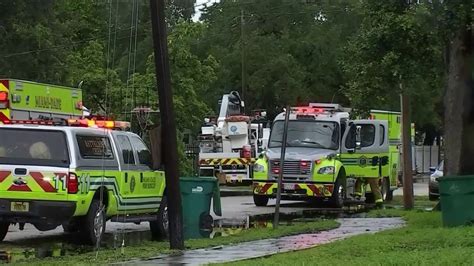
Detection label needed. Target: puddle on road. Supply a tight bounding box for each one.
[0,204,376,263]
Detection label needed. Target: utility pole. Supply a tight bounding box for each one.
[274,106,290,229]
[149,0,184,249]
[400,78,414,209]
[240,8,245,108]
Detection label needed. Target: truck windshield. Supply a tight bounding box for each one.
[269,121,339,150]
[0,128,70,167]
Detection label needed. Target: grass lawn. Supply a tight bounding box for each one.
[227,197,474,265]
[11,219,338,265]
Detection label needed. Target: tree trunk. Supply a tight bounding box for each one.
[444,16,473,176]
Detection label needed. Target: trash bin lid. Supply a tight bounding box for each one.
[438,175,474,182]
[180,176,217,182]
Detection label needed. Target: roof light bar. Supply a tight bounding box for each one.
[3,118,130,130]
[291,107,326,114]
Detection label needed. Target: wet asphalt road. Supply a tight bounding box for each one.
[0,196,312,245]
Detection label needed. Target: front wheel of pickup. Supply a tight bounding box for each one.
[80,199,106,246]
[253,194,269,207]
[150,196,169,240]
[0,223,9,241]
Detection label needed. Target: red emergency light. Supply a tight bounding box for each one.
[292,107,325,114]
[0,91,9,109]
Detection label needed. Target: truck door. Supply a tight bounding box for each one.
[341,120,389,179]
[129,136,164,203]
[115,134,140,209]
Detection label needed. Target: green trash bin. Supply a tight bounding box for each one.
[180,176,222,239]
[439,175,474,227]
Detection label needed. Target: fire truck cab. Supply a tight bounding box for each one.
[252,103,397,207]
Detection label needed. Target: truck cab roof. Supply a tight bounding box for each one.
[0,124,143,171]
[273,110,349,123]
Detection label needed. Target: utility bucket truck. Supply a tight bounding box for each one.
[198,92,269,184]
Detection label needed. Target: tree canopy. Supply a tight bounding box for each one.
[0,0,456,146]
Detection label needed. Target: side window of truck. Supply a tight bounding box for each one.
[358,125,375,148]
[76,135,114,159]
[380,124,385,146]
[130,136,153,169]
[117,135,135,165]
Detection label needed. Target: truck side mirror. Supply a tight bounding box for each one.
[345,124,357,152]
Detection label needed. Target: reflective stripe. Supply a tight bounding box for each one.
[375,199,383,203]
[89,177,162,211]
[199,158,256,166]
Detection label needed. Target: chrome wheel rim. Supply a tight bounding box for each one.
[93,209,104,239]
[337,184,344,205]
[162,206,169,233]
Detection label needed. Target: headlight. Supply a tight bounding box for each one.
[254,163,265,172]
[318,166,335,175]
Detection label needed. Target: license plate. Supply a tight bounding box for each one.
[283,183,296,190]
[11,202,29,212]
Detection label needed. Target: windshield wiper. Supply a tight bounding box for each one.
[300,140,324,147]
[270,140,292,147]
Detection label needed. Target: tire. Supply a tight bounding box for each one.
[253,194,269,207]
[150,196,169,240]
[0,223,9,241]
[80,199,106,246]
[329,173,345,208]
[386,189,394,202]
[381,177,392,202]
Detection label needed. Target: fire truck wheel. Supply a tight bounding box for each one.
[0,223,9,241]
[382,177,393,202]
[253,194,269,207]
[150,196,169,240]
[329,176,345,208]
[80,199,106,246]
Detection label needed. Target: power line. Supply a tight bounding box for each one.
[0,26,147,58]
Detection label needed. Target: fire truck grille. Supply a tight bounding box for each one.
[270,160,311,179]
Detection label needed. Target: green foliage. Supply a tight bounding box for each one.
[228,201,474,266]
[0,0,456,157]
[198,0,362,117]
[341,1,444,126]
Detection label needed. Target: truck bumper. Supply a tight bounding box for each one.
[252,181,334,198]
[0,199,76,224]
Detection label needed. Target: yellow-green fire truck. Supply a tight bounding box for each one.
[0,118,167,245]
[0,79,83,124]
[252,103,402,207]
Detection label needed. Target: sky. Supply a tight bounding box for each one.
[192,0,220,21]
